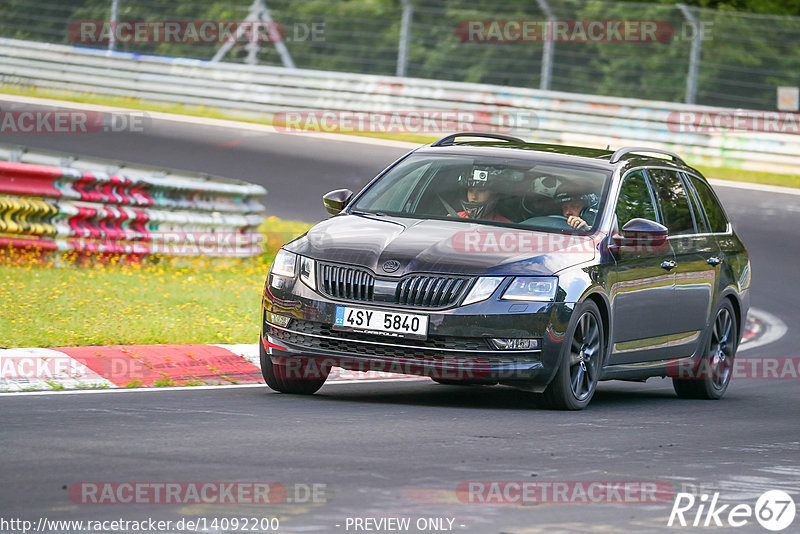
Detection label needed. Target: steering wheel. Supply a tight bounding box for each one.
[521,215,573,231]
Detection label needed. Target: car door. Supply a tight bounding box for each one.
[607,169,677,365]
[647,168,718,358]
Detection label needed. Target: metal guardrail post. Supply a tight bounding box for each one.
[677,3,702,105]
[535,0,555,91]
[107,0,120,53]
[396,0,413,77]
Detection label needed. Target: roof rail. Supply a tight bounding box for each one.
[431,132,525,147]
[609,147,685,165]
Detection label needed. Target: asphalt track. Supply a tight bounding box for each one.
[1,99,799,533]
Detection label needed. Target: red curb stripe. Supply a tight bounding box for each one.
[56,345,263,387]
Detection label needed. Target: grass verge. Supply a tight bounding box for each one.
[0,217,312,348]
[4,85,798,188]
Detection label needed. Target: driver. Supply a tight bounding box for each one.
[456,168,510,222]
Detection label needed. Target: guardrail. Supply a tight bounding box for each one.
[0,143,266,258]
[0,37,798,175]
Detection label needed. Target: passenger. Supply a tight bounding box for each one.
[522,175,563,217]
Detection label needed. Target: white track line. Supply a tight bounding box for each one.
[739,307,788,352]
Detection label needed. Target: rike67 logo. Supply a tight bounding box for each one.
[668,489,796,531]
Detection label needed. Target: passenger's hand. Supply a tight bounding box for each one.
[567,216,590,230]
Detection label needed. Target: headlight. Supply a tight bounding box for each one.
[462,277,504,306]
[299,256,316,289]
[271,249,297,278]
[501,277,558,302]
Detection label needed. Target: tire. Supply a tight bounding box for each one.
[542,301,604,410]
[673,300,737,400]
[259,336,329,395]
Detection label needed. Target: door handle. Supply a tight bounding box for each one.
[661,259,677,271]
[707,256,722,266]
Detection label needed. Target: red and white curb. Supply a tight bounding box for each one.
[0,343,422,393]
[0,308,782,392]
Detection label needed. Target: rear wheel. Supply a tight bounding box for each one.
[673,300,737,400]
[259,337,329,394]
[542,301,604,410]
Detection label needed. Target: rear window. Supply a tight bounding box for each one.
[646,168,696,235]
[689,175,729,233]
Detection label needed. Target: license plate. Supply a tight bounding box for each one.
[333,306,428,340]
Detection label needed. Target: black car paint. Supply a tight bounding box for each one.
[261,142,750,391]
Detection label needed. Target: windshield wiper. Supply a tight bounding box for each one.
[350,209,387,217]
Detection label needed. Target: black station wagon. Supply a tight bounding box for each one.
[260,133,750,409]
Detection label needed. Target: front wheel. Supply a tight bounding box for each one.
[259,336,329,394]
[673,300,737,400]
[541,301,604,410]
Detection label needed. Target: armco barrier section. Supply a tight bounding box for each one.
[0,144,266,257]
[1,38,798,174]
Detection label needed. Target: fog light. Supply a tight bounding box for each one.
[265,311,291,327]
[489,338,540,350]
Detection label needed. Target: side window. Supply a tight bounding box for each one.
[615,170,657,227]
[689,176,729,233]
[647,169,696,235]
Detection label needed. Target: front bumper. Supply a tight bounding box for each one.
[262,274,575,389]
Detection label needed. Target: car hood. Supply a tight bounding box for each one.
[286,214,596,277]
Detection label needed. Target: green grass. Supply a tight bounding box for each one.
[0,217,312,348]
[2,85,798,189]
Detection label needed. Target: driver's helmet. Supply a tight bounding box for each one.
[457,166,500,218]
[554,191,599,206]
[555,189,600,223]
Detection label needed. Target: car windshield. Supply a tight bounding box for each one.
[351,154,612,234]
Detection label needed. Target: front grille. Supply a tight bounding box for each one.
[289,319,489,352]
[395,275,469,307]
[267,323,535,365]
[317,261,471,309]
[319,263,374,301]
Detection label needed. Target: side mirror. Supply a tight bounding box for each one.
[323,189,353,215]
[610,218,669,254]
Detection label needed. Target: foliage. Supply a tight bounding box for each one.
[0,1,797,109]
